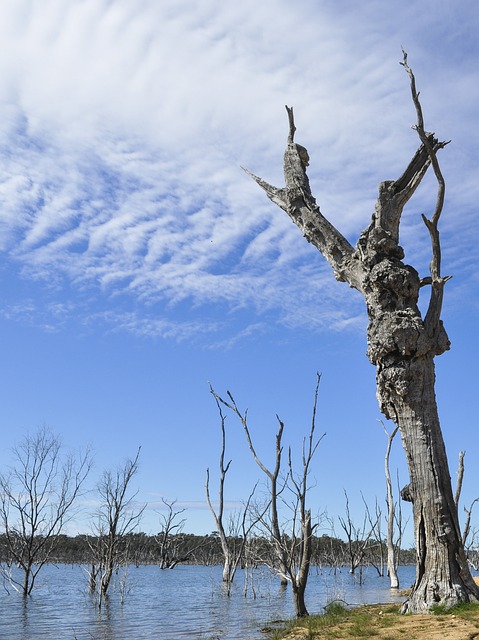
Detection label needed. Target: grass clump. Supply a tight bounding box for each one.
[266,601,350,639]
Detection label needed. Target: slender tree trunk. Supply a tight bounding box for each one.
[222,550,233,583]
[292,583,308,618]
[291,509,312,617]
[89,563,98,592]
[384,424,399,589]
[205,394,235,586]
[23,566,30,597]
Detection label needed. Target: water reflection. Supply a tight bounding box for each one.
[0,564,418,640]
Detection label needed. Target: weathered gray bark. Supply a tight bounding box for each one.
[248,55,479,613]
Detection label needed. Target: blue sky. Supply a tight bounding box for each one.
[0,0,478,544]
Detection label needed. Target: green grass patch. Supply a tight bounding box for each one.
[430,599,479,621]
[266,601,351,639]
[267,603,404,639]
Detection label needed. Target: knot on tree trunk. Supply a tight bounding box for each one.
[367,309,425,364]
[356,225,405,266]
[401,484,414,503]
[375,363,410,419]
[365,259,420,310]
[428,319,451,357]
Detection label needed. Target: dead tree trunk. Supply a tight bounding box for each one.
[247,53,479,613]
[212,375,324,617]
[206,388,260,587]
[210,388,289,586]
[205,393,234,584]
[382,422,400,589]
[291,509,313,618]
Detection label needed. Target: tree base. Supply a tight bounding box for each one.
[401,580,479,614]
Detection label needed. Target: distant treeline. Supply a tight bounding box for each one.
[0,531,416,569]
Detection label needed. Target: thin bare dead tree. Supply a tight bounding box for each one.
[154,500,212,568]
[246,51,478,612]
[214,373,324,617]
[284,376,325,617]
[0,426,91,596]
[338,491,380,582]
[453,451,479,551]
[205,390,234,584]
[380,421,400,588]
[206,390,259,587]
[210,387,289,586]
[88,447,145,607]
[364,497,386,578]
[156,498,187,569]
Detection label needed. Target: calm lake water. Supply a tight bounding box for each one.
[0,564,417,640]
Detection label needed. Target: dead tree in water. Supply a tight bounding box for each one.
[205,390,258,588]
[0,427,91,596]
[338,491,380,581]
[381,421,400,588]
[211,388,289,588]
[246,52,479,612]
[213,373,324,617]
[156,499,186,569]
[88,448,144,607]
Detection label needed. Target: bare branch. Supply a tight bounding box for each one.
[463,498,479,547]
[401,49,452,343]
[455,451,465,508]
[246,108,366,291]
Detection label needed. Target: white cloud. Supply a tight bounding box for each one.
[0,0,478,339]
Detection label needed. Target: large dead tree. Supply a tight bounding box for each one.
[247,52,479,613]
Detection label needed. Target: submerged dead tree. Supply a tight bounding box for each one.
[0,427,91,596]
[210,388,289,587]
[206,389,260,587]
[212,373,324,617]
[246,53,479,613]
[88,448,144,608]
[382,422,400,589]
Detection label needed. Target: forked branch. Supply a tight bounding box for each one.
[245,107,365,291]
[401,50,452,340]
